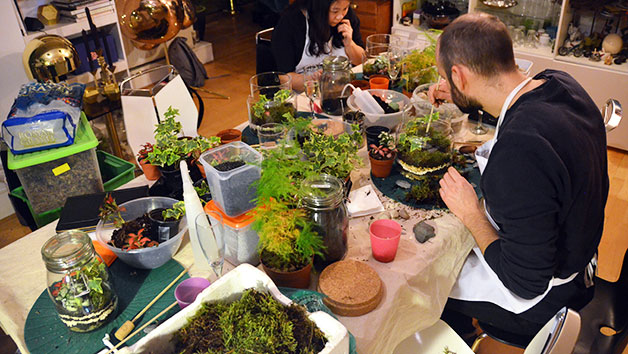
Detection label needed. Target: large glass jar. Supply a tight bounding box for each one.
[41,230,118,332]
[301,174,348,270]
[247,72,297,132]
[320,56,352,116]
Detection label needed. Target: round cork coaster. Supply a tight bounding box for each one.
[317,260,383,317]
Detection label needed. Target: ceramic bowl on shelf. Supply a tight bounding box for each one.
[94,196,187,269]
[346,89,412,130]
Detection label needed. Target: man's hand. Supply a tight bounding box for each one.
[428,78,452,108]
[338,19,353,44]
[439,167,499,252]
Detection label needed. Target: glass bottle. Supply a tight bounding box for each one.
[320,56,352,116]
[301,174,349,270]
[41,230,118,332]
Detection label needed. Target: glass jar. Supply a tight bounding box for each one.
[320,56,352,116]
[41,230,118,332]
[301,174,348,270]
[247,72,297,132]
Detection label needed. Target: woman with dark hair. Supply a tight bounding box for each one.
[271,0,365,91]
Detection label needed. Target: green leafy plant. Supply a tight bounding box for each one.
[400,31,440,92]
[363,54,389,77]
[50,258,110,312]
[301,122,363,179]
[253,199,325,271]
[162,201,186,221]
[98,193,126,229]
[194,180,210,197]
[144,106,220,168]
[251,89,296,126]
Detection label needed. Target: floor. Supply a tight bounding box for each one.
[1,3,627,353]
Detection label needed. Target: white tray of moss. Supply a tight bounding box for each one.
[118,264,349,354]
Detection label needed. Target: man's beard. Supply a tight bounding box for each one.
[450,80,482,114]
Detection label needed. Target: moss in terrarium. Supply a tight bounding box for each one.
[404,175,444,207]
[252,90,297,126]
[398,116,453,168]
[173,289,327,354]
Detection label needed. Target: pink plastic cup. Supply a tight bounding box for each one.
[175,277,211,309]
[369,219,402,263]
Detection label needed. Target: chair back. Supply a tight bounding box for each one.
[524,307,581,354]
[256,28,276,74]
[603,99,622,132]
[120,65,198,159]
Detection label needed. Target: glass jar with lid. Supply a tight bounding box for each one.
[301,174,348,270]
[41,230,118,332]
[320,56,352,116]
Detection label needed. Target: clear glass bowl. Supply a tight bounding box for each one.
[347,89,412,130]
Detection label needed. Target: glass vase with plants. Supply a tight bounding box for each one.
[400,33,439,93]
[247,89,297,131]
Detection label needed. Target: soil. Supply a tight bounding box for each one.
[213,159,245,171]
[372,95,400,114]
[109,214,156,248]
[321,97,349,116]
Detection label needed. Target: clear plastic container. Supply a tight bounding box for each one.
[95,197,187,269]
[346,89,412,129]
[204,200,259,266]
[7,115,103,214]
[199,141,262,217]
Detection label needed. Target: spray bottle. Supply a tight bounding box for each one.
[180,161,219,271]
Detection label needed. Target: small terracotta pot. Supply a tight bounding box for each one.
[261,259,312,289]
[139,159,161,181]
[369,75,390,90]
[196,160,206,179]
[369,154,396,178]
[217,129,242,145]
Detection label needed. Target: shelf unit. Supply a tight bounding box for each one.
[391,0,628,151]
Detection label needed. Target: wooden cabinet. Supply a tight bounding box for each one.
[352,0,392,45]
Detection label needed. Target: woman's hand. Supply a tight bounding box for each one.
[337,19,353,44]
[428,78,452,108]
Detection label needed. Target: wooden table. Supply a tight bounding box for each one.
[0,120,489,354]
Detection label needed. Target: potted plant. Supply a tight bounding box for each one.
[369,131,397,178]
[247,89,297,131]
[190,136,221,179]
[137,142,161,181]
[253,198,325,288]
[147,201,186,243]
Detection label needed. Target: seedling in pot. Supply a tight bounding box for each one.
[369,131,397,161]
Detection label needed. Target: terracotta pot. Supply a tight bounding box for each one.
[216,129,242,145]
[139,159,161,181]
[261,259,312,289]
[370,154,396,178]
[196,160,206,179]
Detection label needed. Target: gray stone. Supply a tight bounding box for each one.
[396,180,411,189]
[413,221,436,243]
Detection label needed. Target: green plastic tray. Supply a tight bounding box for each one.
[9,151,136,229]
[7,112,98,170]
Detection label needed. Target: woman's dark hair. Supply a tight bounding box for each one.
[438,13,517,83]
[296,0,345,56]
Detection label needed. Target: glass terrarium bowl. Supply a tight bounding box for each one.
[346,89,412,130]
[363,34,391,79]
[412,83,465,135]
[397,117,454,177]
[247,72,297,132]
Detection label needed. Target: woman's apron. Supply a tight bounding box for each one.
[449,77,586,314]
[294,13,346,74]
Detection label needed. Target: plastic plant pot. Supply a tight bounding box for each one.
[369,76,390,90]
[174,277,211,309]
[369,219,402,263]
[365,126,390,147]
[147,208,182,243]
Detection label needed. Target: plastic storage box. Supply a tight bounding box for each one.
[199,141,262,217]
[204,200,259,266]
[8,150,136,229]
[7,114,103,214]
[120,264,350,354]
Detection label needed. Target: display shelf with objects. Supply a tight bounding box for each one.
[390,0,628,151]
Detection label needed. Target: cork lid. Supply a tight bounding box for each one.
[317,260,383,317]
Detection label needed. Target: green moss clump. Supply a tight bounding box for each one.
[404,175,444,207]
[173,289,327,354]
